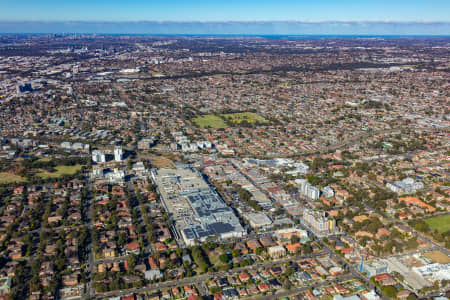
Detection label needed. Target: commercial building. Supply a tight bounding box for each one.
[152,166,246,246]
[413,263,450,281]
[137,138,154,150]
[105,168,126,183]
[361,260,388,278]
[361,290,381,300]
[302,209,336,236]
[334,295,361,300]
[274,227,309,244]
[385,257,431,291]
[246,213,272,229]
[386,177,424,194]
[251,191,272,208]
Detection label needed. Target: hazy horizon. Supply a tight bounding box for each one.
[2,0,449,35]
[1,21,450,35]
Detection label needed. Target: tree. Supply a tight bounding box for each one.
[231,249,241,258]
[56,257,66,272]
[407,293,418,300]
[367,218,382,234]
[302,244,313,254]
[406,238,419,250]
[255,247,263,255]
[220,264,231,271]
[192,246,210,273]
[306,174,321,186]
[382,286,397,298]
[238,187,252,202]
[283,280,293,290]
[219,253,229,263]
[284,266,294,278]
[128,253,136,271]
[210,286,221,294]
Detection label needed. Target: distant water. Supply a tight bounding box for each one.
[3,33,450,39]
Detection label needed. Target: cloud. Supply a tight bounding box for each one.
[0,21,449,35]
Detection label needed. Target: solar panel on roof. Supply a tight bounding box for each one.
[209,222,235,234]
[183,228,196,239]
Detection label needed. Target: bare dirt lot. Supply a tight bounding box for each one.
[424,250,450,264]
[148,154,175,168]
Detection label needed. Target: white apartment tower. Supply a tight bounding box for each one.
[92,150,106,163]
[114,146,123,161]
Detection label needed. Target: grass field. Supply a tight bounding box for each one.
[36,157,52,163]
[207,250,221,265]
[221,112,268,125]
[207,249,229,269]
[424,250,450,264]
[425,214,450,234]
[0,172,27,184]
[193,115,228,129]
[37,164,83,179]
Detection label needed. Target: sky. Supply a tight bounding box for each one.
[1,0,449,22]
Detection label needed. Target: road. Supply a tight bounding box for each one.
[127,181,154,254]
[357,172,450,259]
[293,220,390,300]
[90,127,448,299]
[230,158,275,204]
[94,251,326,298]
[346,187,450,298]
[364,182,450,258]
[230,156,390,300]
[415,211,450,220]
[89,182,155,267]
[397,220,450,257]
[85,185,95,298]
[270,128,401,159]
[248,274,354,300]
[386,246,441,260]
